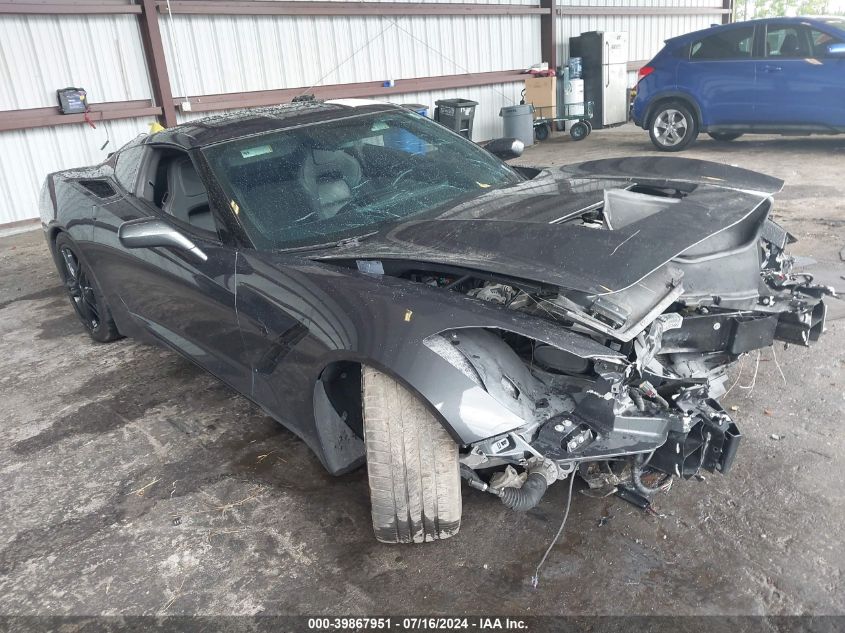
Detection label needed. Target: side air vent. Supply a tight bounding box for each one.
[77,179,117,199]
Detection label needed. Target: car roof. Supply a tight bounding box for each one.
[145,99,402,149]
[665,15,845,46]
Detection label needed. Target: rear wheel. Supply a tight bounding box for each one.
[362,366,462,544]
[648,101,698,151]
[55,233,121,343]
[708,132,743,142]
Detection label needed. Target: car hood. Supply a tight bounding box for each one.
[316,157,781,297]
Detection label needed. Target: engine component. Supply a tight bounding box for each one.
[467,282,517,305]
[489,465,525,489]
[630,454,670,496]
[497,457,560,511]
[534,343,591,374]
[499,472,548,511]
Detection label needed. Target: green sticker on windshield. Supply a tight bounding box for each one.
[240,145,273,159]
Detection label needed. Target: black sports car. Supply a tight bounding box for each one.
[40,99,829,543]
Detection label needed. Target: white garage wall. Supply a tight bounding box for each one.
[0,118,156,225]
[0,13,154,224]
[0,14,152,110]
[159,13,537,107]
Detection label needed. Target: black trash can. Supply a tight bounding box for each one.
[434,98,478,139]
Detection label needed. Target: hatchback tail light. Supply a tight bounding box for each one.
[637,66,655,82]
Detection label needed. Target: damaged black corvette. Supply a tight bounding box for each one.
[40,100,830,543]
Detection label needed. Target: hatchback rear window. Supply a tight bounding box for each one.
[690,26,754,60]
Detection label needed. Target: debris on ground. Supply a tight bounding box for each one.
[770,434,782,441]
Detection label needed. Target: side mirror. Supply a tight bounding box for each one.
[483,137,525,161]
[827,43,845,57]
[118,218,207,262]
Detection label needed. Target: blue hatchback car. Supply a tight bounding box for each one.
[633,17,845,151]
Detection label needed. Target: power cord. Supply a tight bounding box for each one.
[530,470,576,589]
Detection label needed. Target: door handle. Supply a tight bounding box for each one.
[763,64,783,72]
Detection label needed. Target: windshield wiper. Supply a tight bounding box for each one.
[334,234,375,247]
[276,230,379,253]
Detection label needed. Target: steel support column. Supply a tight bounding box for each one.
[138,0,177,127]
[540,0,557,70]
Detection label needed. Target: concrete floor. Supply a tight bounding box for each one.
[1,124,843,616]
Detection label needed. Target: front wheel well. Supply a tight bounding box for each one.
[48,226,64,251]
[318,360,363,439]
[46,227,67,273]
[646,95,702,129]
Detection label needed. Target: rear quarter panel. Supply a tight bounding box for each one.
[633,43,683,127]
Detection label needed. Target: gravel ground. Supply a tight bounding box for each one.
[0,124,843,617]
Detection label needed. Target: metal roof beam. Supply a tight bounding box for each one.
[557,6,732,16]
[156,1,549,16]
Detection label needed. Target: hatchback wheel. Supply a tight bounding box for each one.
[649,101,698,151]
[55,233,121,343]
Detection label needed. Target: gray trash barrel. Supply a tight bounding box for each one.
[499,103,535,147]
[434,98,478,139]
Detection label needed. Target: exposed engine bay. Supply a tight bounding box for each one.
[351,179,832,511]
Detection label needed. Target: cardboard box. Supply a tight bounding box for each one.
[524,76,556,119]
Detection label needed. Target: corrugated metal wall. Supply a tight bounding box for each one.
[159,14,537,97]
[557,1,726,85]
[162,10,537,142]
[0,14,152,110]
[0,13,155,224]
[0,118,154,225]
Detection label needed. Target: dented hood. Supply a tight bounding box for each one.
[317,157,777,297]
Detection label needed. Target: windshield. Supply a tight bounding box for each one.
[202,109,522,250]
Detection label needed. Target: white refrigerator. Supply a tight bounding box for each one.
[569,31,629,128]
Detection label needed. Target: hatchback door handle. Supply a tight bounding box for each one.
[763,64,783,72]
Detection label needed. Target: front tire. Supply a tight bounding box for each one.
[55,233,121,343]
[362,367,462,544]
[648,101,698,151]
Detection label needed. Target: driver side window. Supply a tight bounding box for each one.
[141,148,221,240]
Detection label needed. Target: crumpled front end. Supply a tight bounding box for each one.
[424,193,831,509]
[323,156,832,508]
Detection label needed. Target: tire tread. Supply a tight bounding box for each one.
[362,367,461,544]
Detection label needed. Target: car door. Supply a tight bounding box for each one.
[755,22,845,128]
[678,23,757,126]
[89,143,250,393]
